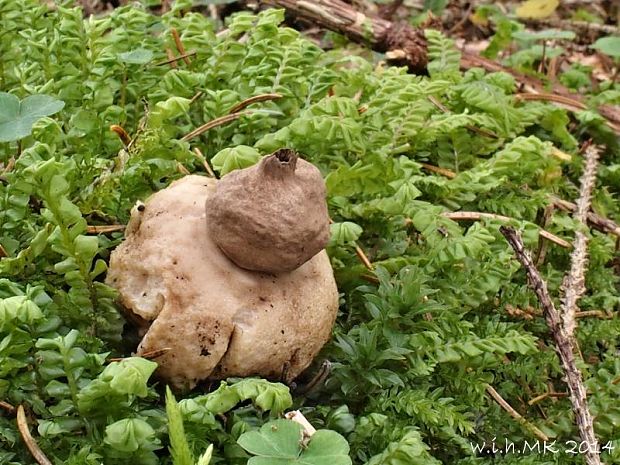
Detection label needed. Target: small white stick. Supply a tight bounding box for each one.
[285,410,317,439]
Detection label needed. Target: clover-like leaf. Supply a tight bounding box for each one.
[0,93,65,142]
[237,419,351,465]
[591,36,620,60]
[118,48,154,64]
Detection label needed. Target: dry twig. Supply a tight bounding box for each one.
[193,147,216,177]
[419,163,456,179]
[354,244,373,270]
[551,196,620,238]
[561,145,601,337]
[520,17,619,39]
[108,348,172,363]
[109,124,131,146]
[164,48,178,68]
[170,28,192,65]
[442,211,571,248]
[575,310,612,319]
[86,225,126,234]
[181,111,251,142]
[500,226,601,465]
[534,205,555,266]
[485,384,549,441]
[227,93,283,114]
[528,391,569,406]
[155,50,197,67]
[16,405,53,465]
[0,400,15,415]
[515,93,586,112]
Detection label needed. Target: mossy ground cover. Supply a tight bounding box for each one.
[0,1,619,464]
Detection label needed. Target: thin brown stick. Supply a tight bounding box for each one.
[500,226,601,465]
[442,211,571,248]
[155,50,197,67]
[575,310,612,319]
[181,111,250,142]
[528,391,569,406]
[86,225,126,234]
[170,28,191,65]
[227,93,283,114]
[0,400,15,415]
[520,17,619,39]
[485,384,549,441]
[193,147,216,177]
[1,156,15,175]
[189,91,204,105]
[177,162,191,175]
[515,93,587,112]
[354,244,373,270]
[16,405,53,465]
[0,243,7,258]
[535,205,555,266]
[551,196,620,237]
[561,145,601,337]
[448,0,474,34]
[505,304,540,320]
[419,163,456,179]
[164,48,178,68]
[293,360,332,395]
[109,124,131,146]
[108,348,172,363]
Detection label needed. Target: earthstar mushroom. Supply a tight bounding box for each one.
[106,151,338,390]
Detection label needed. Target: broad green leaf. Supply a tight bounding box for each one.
[591,36,620,59]
[211,145,261,175]
[107,358,158,397]
[515,0,559,19]
[0,296,43,328]
[0,93,64,142]
[104,418,158,453]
